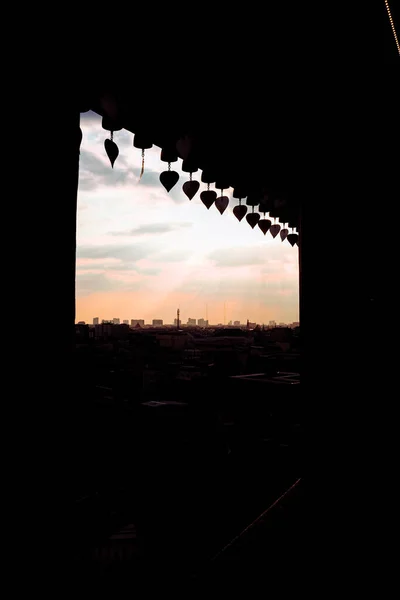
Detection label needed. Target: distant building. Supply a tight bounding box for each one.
[95,322,112,338]
[75,323,89,342]
[123,320,129,325]
[291,321,299,328]
[131,319,145,327]
[156,332,190,349]
[228,320,232,326]
[268,320,276,327]
[152,319,163,326]
[94,322,130,340]
[247,321,256,329]
[279,322,286,327]
[187,318,196,326]
[93,317,99,325]
[197,318,208,327]
[113,318,120,325]
[234,320,240,326]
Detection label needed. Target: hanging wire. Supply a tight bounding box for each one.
[139,149,145,180]
[385,0,400,55]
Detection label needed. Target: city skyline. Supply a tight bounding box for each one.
[88,315,299,327]
[76,112,299,325]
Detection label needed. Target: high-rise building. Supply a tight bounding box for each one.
[187,318,196,325]
[197,318,208,327]
[113,318,120,325]
[131,319,145,327]
[152,319,163,326]
[268,320,276,327]
[123,320,129,325]
[233,320,240,326]
[93,317,99,325]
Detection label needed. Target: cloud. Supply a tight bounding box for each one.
[132,168,160,187]
[111,222,192,236]
[77,243,151,262]
[79,149,133,190]
[76,272,124,296]
[139,267,161,276]
[207,243,297,268]
[172,276,298,307]
[76,270,145,297]
[79,148,171,193]
[113,129,133,148]
[104,263,162,276]
[208,246,265,267]
[77,242,195,274]
[167,184,186,205]
[131,168,186,204]
[80,149,128,173]
[76,244,163,276]
[151,248,193,262]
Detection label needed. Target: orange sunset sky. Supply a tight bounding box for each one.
[76,112,299,326]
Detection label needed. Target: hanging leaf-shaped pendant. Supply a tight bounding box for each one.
[287,233,298,246]
[160,170,179,192]
[246,213,260,229]
[233,205,247,222]
[183,180,200,200]
[200,190,217,209]
[258,219,271,235]
[215,196,229,214]
[270,224,281,238]
[280,228,289,241]
[104,138,119,168]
